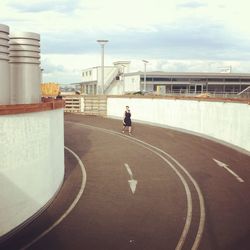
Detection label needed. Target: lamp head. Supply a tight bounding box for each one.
[97,39,109,45]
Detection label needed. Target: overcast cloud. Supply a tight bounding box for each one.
[1,0,250,83]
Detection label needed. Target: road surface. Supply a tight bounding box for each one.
[1,113,250,250]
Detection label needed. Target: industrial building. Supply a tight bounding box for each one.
[77,61,250,97]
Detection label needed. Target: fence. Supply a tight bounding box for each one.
[63,95,107,116]
[64,96,83,113]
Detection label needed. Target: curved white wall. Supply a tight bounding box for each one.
[107,97,250,154]
[0,109,64,237]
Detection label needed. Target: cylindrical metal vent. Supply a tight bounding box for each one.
[10,32,41,104]
[0,24,10,104]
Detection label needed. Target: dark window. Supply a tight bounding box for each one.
[153,77,171,81]
[140,77,153,81]
[241,79,250,82]
[207,78,224,82]
[225,85,240,92]
[175,78,189,82]
[224,78,239,82]
[207,85,224,92]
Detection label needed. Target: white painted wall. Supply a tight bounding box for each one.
[106,80,124,95]
[82,67,97,82]
[0,109,64,237]
[124,75,141,93]
[83,67,117,84]
[107,97,250,153]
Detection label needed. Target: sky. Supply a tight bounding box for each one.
[1,0,250,84]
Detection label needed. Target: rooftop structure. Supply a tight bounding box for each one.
[78,62,250,98]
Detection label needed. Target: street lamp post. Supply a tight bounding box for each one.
[121,64,126,94]
[97,40,109,95]
[142,60,148,92]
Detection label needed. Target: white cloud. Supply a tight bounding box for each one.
[41,53,101,83]
[1,0,250,83]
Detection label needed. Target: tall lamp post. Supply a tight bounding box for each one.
[142,60,148,92]
[97,39,109,95]
[121,64,126,94]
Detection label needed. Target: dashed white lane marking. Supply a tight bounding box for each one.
[65,121,199,250]
[213,158,244,183]
[21,146,87,250]
[124,163,138,194]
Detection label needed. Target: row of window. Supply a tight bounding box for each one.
[82,71,92,77]
[153,84,249,93]
[140,77,250,82]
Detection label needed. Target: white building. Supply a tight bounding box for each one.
[81,61,130,95]
[79,61,250,97]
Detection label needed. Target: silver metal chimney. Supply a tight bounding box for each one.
[10,32,41,104]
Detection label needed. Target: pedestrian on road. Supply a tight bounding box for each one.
[122,106,132,135]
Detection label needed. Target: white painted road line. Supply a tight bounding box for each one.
[124,163,133,178]
[21,146,87,250]
[65,121,196,250]
[124,163,138,194]
[213,158,244,183]
[119,132,204,250]
[122,137,193,250]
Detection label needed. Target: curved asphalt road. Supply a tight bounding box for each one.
[1,113,250,250]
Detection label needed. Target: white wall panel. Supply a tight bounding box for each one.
[107,97,250,153]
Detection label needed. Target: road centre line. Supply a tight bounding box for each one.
[65,121,205,250]
[21,146,87,250]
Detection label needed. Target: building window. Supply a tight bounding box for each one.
[140,77,153,82]
[207,85,224,92]
[208,78,224,82]
[225,78,239,82]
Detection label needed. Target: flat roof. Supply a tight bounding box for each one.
[124,71,250,79]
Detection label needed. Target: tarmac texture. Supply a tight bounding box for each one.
[1,113,250,250]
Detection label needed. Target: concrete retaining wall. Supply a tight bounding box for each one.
[107,97,250,153]
[0,108,64,238]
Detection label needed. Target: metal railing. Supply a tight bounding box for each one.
[237,86,250,98]
[163,90,249,99]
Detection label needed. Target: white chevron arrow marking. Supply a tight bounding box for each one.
[213,158,244,183]
[124,163,138,194]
